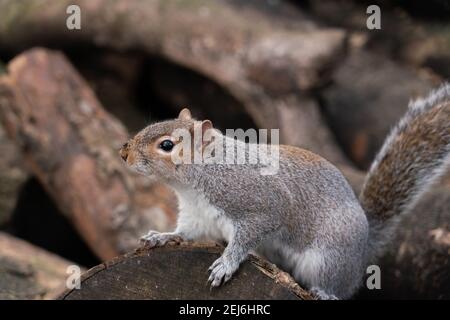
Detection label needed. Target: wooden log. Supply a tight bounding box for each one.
[0,231,78,300]
[377,183,450,299]
[0,0,355,168]
[0,48,177,261]
[0,127,27,226]
[321,50,434,169]
[61,242,314,300]
[0,60,28,226]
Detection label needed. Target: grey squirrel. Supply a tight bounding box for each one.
[119,84,450,299]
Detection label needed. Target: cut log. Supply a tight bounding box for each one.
[0,231,78,300]
[0,0,354,168]
[61,242,314,300]
[0,48,177,261]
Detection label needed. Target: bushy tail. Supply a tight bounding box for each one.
[360,84,450,262]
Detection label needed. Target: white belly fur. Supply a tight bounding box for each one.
[173,186,324,288]
[259,238,324,288]
[174,187,234,243]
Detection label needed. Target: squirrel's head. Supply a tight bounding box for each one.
[119,108,214,181]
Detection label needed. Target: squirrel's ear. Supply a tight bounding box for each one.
[178,108,192,120]
[201,120,213,134]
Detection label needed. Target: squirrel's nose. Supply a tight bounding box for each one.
[120,142,129,161]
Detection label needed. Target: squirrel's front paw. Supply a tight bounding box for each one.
[207,256,239,287]
[140,231,183,248]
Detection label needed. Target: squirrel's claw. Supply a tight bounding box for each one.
[208,257,222,272]
[207,256,238,287]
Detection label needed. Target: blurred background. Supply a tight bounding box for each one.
[0,0,449,299]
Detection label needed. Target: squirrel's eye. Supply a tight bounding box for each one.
[159,139,174,152]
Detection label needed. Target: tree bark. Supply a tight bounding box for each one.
[0,48,177,261]
[61,242,315,300]
[0,60,28,226]
[0,231,77,300]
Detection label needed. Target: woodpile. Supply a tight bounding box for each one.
[0,231,77,299]
[0,49,177,260]
[62,242,315,300]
